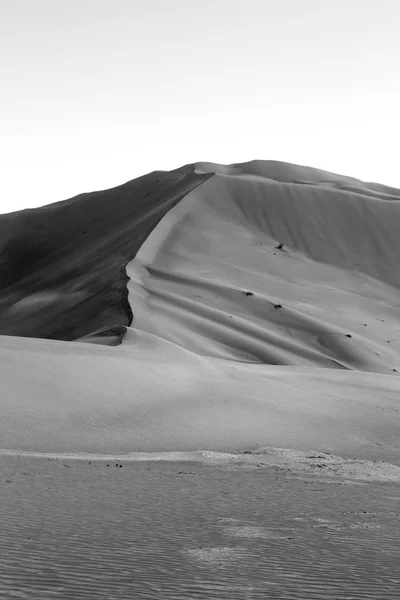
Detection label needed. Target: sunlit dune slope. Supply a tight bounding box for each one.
[0,329,400,461]
[0,165,210,342]
[128,160,400,372]
[1,160,400,458]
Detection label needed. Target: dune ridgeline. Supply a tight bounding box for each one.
[1,161,400,461]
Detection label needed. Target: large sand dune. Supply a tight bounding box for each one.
[1,160,400,463]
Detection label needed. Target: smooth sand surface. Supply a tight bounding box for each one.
[1,330,400,461]
[1,161,400,463]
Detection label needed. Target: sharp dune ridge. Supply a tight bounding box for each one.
[0,165,211,341]
[1,160,400,463]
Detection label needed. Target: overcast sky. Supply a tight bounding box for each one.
[1,0,399,213]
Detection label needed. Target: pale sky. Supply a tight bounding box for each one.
[1,0,399,213]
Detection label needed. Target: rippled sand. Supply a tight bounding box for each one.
[1,454,399,599]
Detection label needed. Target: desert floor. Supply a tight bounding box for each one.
[1,450,400,599]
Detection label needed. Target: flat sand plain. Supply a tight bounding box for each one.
[1,451,399,599]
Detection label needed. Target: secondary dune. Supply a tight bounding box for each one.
[1,160,400,463]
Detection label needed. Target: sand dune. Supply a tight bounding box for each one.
[1,160,400,464]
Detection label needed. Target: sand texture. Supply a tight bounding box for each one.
[1,160,400,597]
[1,454,399,599]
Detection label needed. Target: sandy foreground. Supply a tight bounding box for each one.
[1,160,400,597]
[1,454,400,599]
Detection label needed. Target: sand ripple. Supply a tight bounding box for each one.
[1,456,399,599]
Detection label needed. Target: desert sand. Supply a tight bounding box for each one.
[1,161,400,597]
[1,455,400,599]
[1,160,400,460]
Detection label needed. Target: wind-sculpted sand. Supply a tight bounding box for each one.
[1,160,400,597]
[1,454,399,599]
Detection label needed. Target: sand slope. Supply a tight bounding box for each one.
[1,160,400,461]
[0,165,210,341]
[0,330,400,461]
[128,162,400,370]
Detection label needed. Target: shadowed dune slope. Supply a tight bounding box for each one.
[1,160,400,458]
[0,165,210,342]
